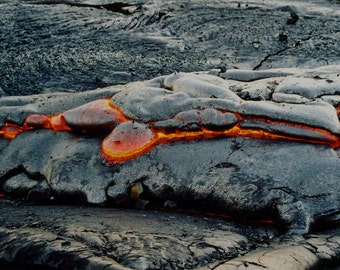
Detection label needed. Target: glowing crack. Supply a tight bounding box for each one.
[1,68,340,164]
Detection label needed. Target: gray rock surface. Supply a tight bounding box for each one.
[0,66,339,236]
[1,70,340,270]
[0,70,340,269]
[0,0,339,95]
[0,0,340,269]
[0,201,339,270]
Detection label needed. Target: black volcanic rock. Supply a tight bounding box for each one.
[0,66,339,235]
[0,0,339,95]
[0,0,340,269]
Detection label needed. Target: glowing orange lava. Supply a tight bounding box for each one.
[1,99,340,164]
[102,121,159,164]
[103,120,340,164]
[0,123,23,139]
[189,210,281,227]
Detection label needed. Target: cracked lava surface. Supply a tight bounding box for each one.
[0,65,340,236]
[0,1,340,268]
[1,67,340,164]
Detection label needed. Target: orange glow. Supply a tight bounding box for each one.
[158,207,282,228]
[62,99,128,134]
[0,123,23,139]
[49,114,71,131]
[102,122,159,164]
[105,99,129,123]
[24,114,52,129]
[1,99,340,164]
[191,210,282,227]
[103,119,340,163]
[103,138,159,163]
[238,118,340,148]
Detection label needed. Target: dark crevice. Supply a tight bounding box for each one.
[253,47,290,70]
[0,165,53,204]
[243,261,268,268]
[35,1,142,15]
[0,165,28,184]
[253,34,315,70]
[214,162,238,169]
[211,261,229,270]
[310,210,340,232]
[0,165,46,183]
[269,186,296,196]
[309,258,340,270]
[301,193,331,199]
[145,11,169,26]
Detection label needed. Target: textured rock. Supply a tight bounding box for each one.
[1,0,339,95]
[1,0,340,269]
[0,202,339,270]
[0,66,339,235]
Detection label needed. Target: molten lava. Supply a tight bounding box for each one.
[102,121,159,163]
[0,123,23,139]
[1,98,340,164]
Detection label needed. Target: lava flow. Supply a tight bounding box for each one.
[102,120,340,164]
[1,99,340,164]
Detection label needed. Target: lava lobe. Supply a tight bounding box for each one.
[0,97,339,164]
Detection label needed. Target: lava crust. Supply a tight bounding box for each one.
[0,66,339,234]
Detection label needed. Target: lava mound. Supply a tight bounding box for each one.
[1,66,339,233]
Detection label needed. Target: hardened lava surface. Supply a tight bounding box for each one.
[0,66,339,236]
[1,0,339,95]
[1,0,340,269]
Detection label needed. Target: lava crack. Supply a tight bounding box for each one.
[1,97,339,164]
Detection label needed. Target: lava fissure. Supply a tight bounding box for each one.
[1,98,340,164]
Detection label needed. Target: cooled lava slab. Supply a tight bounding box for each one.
[0,201,339,270]
[1,1,340,269]
[1,0,339,95]
[0,66,339,237]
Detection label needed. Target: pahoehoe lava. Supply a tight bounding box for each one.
[0,0,340,269]
[0,66,339,235]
